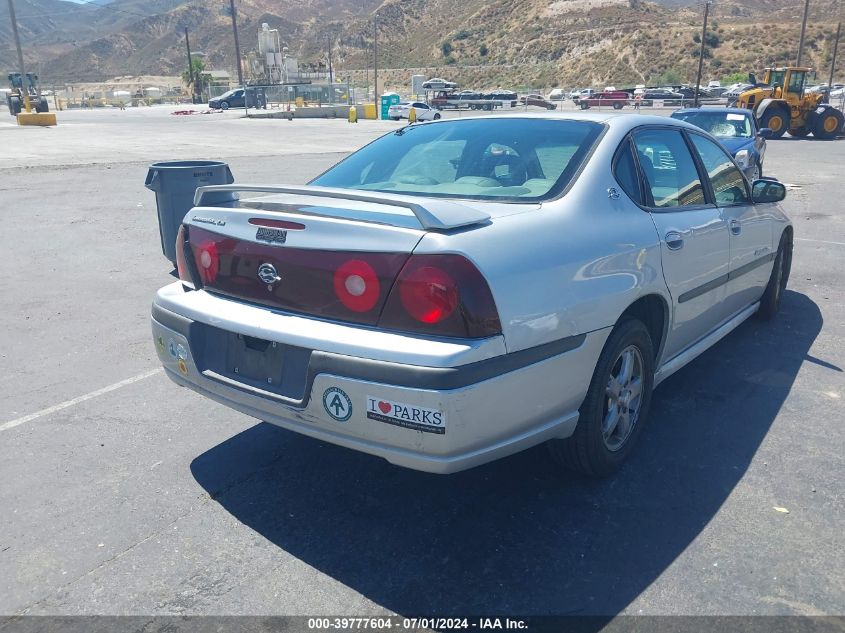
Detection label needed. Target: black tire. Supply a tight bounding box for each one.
[548,319,655,477]
[759,108,789,139]
[36,98,49,113]
[612,101,623,110]
[812,108,843,140]
[219,101,230,110]
[580,101,589,110]
[788,126,810,137]
[9,96,21,116]
[755,231,792,320]
[433,113,441,120]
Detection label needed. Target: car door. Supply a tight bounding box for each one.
[412,102,431,119]
[631,127,732,361]
[687,133,774,313]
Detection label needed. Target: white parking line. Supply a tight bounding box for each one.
[795,237,845,247]
[0,368,163,433]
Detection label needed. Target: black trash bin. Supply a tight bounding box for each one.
[145,160,234,265]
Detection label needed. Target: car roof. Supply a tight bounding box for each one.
[410,112,708,133]
[672,107,752,116]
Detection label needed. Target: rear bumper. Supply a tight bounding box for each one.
[152,284,609,473]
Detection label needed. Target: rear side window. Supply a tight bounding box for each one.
[633,129,706,208]
[689,134,750,206]
[613,139,642,205]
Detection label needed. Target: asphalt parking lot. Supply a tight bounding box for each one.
[1,105,843,620]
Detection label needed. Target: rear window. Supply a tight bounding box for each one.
[310,118,604,202]
[671,111,752,138]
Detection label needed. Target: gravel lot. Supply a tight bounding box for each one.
[1,105,843,620]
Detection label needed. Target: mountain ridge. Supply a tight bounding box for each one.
[1,0,842,89]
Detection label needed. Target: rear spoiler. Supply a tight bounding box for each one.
[194,184,491,231]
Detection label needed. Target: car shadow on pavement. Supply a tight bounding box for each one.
[191,290,822,616]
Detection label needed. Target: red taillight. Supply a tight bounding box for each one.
[175,224,194,287]
[333,259,381,313]
[194,240,219,284]
[399,266,458,324]
[380,254,501,338]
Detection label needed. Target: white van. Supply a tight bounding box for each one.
[548,88,566,101]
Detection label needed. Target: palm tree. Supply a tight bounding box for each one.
[182,57,208,101]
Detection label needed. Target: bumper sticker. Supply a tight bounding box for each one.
[366,396,446,435]
[323,387,352,422]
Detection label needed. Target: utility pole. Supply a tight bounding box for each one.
[229,0,244,85]
[797,0,811,66]
[7,0,31,112]
[184,28,195,103]
[693,0,711,108]
[373,13,380,110]
[327,36,334,86]
[828,21,841,93]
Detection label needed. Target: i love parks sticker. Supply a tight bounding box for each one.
[366,396,446,434]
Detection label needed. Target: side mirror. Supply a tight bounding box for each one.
[752,179,786,203]
[759,127,773,139]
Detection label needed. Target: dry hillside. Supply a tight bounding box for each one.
[1,0,842,89]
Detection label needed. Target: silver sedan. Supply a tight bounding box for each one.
[151,113,792,476]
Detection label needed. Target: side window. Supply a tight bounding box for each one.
[787,71,805,95]
[633,129,706,208]
[689,134,750,206]
[612,139,642,205]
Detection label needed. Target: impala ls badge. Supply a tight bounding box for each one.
[257,263,281,289]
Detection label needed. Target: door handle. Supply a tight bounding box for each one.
[665,231,684,250]
[729,219,742,235]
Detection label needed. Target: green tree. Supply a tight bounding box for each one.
[441,41,453,56]
[722,71,749,84]
[655,68,682,85]
[182,57,208,99]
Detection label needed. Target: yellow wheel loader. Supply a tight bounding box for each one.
[734,67,843,139]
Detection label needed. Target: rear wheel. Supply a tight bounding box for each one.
[612,101,623,110]
[580,101,589,110]
[9,96,21,116]
[433,113,441,120]
[788,126,810,137]
[756,232,792,320]
[548,319,655,477]
[813,108,843,139]
[759,108,788,139]
[219,101,230,110]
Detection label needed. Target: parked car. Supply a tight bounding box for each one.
[422,77,457,91]
[574,88,595,102]
[153,113,792,477]
[208,88,263,110]
[724,83,753,101]
[669,86,710,100]
[642,89,686,102]
[578,90,631,110]
[484,90,519,107]
[519,94,557,109]
[548,88,566,101]
[387,101,442,121]
[670,108,771,180]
